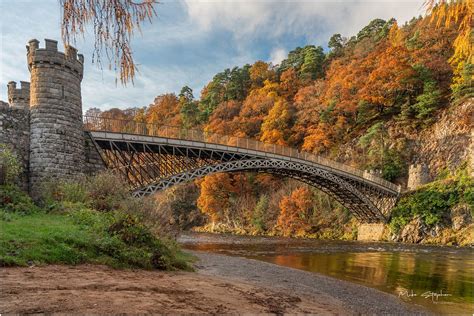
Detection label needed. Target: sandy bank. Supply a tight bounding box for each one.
[0,251,428,314]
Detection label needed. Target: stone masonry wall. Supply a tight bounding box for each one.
[28,39,85,198]
[407,164,430,191]
[0,107,30,190]
[357,223,386,241]
[84,132,106,174]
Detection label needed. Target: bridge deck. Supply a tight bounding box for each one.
[90,131,400,195]
[84,116,401,194]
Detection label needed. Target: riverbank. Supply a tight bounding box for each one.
[0,251,427,314]
[180,232,474,314]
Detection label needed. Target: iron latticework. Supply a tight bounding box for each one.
[84,116,401,223]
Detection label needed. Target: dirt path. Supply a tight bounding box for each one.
[0,264,344,314]
[0,252,428,314]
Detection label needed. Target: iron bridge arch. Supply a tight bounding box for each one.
[86,125,401,223]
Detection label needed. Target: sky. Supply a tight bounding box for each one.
[0,0,425,112]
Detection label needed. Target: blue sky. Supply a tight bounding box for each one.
[0,0,424,112]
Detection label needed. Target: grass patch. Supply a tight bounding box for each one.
[0,175,194,270]
[0,209,193,270]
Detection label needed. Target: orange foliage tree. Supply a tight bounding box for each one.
[249,61,275,88]
[277,187,314,237]
[146,94,182,126]
[236,80,280,138]
[197,173,237,223]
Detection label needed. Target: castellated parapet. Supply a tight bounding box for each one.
[407,163,430,190]
[7,81,30,109]
[28,38,85,198]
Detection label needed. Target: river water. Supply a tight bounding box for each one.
[179,232,474,315]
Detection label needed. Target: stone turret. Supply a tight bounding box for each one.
[28,38,85,198]
[7,81,30,110]
[407,163,430,190]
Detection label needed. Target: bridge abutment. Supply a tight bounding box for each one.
[357,223,386,241]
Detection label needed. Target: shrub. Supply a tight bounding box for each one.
[0,144,22,185]
[85,171,130,212]
[42,172,131,212]
[0,185,39,214]
[389,169,474,233]
[108,213,155,247]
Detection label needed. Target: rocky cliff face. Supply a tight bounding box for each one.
[392,203,473,246]
[413,100,473,179]
[337,100,472,189]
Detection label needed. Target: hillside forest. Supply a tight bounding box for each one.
[85,13,473,241]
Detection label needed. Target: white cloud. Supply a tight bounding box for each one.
[183,0,425,41]
[269,47,287,66]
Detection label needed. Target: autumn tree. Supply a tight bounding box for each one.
[358,43,416,115]
[197,173,237,223]
[260,99,295,145]
[277,187,314,237]
[60,0,157,84]
[237,80,280,138]
[250,61,275,88]
[425,0,472,97]
[291,80,326,146]
[197,173,253,227]
[279,68,300,100]
[205,100,242,135]
[146,93,181,126]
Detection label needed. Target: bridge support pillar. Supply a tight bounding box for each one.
[357,223,386,241]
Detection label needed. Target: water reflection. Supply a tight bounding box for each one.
[180,233,474,314]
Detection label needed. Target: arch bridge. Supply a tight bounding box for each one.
[84,116,401,223]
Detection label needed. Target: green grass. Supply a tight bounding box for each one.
[0,183,194,270]
[0,209,194,269]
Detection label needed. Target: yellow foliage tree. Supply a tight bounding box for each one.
[425,0,473,89]
[260,99,294,145]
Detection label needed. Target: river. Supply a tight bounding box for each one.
[179,232,474,315]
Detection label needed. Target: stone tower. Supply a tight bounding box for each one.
[7,81,30,109]
[27,38,85,197]
[407,163,430,190]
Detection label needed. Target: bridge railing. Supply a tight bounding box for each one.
[83,116,401,192]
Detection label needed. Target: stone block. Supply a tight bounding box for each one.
[357,223,386,241]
